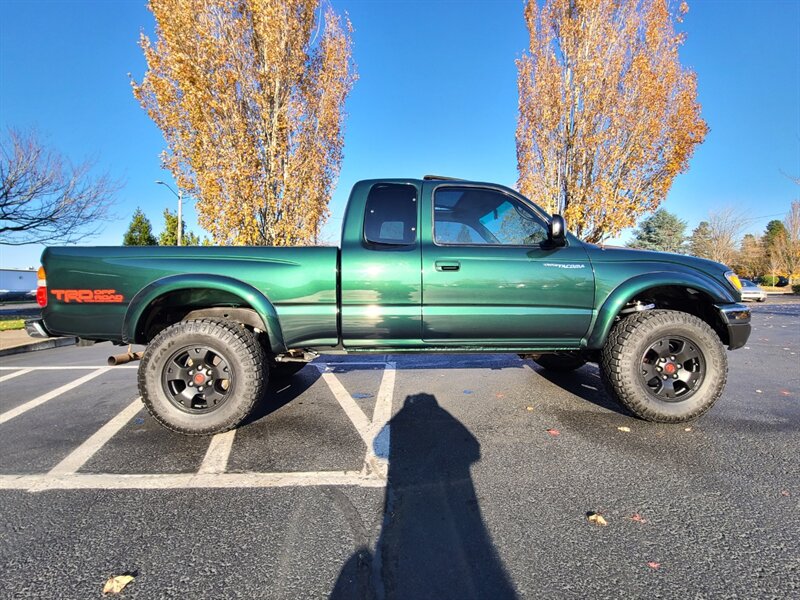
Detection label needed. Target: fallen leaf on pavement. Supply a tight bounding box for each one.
[103,575,134,595]
[546,428,560,436]
[684,427,692,432]
[617,426,631,432]
[526,405,533,411]
[781,490,791,497]
[647,561,661,570]
[756,389,763,394]
[587,512,607,526]
[631,513,647,523]
[780,390,791,396]
[496,393,505,399]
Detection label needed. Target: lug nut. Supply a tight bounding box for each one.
[198,386,204,391]
[189,370,194,375]
[670,356,676,360]
[676,364,682,369]
[662,375,668,380]
[656,367,662,372]
[188,382,194,387]
[673,374,678,379]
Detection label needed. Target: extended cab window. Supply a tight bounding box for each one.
[364,184,417,246]
[434,187,547,246]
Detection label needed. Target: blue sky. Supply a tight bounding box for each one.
[1,0,798,268]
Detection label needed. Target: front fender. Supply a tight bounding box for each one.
[122,274,287,354]
[585,270,737,349]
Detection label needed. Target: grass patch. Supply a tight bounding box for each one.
[0,317,26,331]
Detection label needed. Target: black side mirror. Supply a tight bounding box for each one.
[548,214,567,247]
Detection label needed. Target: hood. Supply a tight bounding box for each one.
[583,244,731,276]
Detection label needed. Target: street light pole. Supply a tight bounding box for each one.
[155,180,183,246]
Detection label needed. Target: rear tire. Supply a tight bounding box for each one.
[138,319,266,435]
[532,353,587,372]
[600,310,727,423]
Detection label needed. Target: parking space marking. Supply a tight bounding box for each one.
[197,429,237,474]
[0,368,33,383]
[0,471,384,492]
[364,363,394,478]
[318,367,372,445]
[0,366,138,370]
[0,361,397,491]
[48,397,143,475]
[0,367,111,426]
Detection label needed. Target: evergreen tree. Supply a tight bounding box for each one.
[627,209,687,253]
[122,208,157,246]
[689,221,713,258]
[158,208,200,246]
[762,219,788,255]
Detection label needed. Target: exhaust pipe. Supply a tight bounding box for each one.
[107,351,144,366]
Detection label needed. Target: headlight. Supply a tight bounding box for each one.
[725,271,742,291]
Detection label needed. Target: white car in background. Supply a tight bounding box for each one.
[740,279,767,302]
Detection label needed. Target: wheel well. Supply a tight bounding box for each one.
[627,285,729,346]
[134,288,267,344]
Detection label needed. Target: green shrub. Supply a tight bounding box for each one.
[760,275,779,286]
[792,284,800,295]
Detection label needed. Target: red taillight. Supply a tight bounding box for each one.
[36,266,47,307]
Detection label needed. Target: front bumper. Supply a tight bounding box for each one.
[24,319,51,339]
[715,303,751,350]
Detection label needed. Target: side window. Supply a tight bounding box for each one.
[434,187,548,246]
[364,184,417,246]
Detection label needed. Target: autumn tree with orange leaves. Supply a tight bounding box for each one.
[132,0,356,245]
[516,0,708,243]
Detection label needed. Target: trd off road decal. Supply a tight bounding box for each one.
[50,289,124,303]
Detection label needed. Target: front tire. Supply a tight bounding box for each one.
[138,319,266,435]
[600,310,727,423]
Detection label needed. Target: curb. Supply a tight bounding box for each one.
[0,337,78,358]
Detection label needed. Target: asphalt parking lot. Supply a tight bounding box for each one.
[1,298,798,598]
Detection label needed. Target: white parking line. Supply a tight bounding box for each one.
[0,366,137,370]
[0,368,111,426]
[1,361,396,491]
[48,397,143,475]
[318,367,372,446]
[0,368,33,383]
[364,363,395,477]
[197,429,237,474]
[1,471,385,492]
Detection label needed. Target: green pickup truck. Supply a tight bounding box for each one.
[29,176,751,434]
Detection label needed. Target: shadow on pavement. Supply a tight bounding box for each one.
[532,363,630,417]
[330,393,518,600]
[241,365,323,426]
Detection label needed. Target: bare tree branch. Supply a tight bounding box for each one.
[0,128,120,245]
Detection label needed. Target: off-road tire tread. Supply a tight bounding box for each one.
[138,318,266,435]
[600,309,727,423]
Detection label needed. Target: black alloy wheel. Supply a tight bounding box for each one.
[639,336,705,402]
[162,345,235,413]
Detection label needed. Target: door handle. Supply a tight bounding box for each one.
[435,261,460,272]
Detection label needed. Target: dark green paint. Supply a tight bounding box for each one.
[40,178,746,354]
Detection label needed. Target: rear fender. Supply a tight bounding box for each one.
[123,274,286,354]
[586,271,736,349]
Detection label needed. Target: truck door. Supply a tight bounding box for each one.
[340,181,422,348]
[420,183,594,347]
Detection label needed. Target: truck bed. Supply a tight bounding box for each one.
[41,246,339,347]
